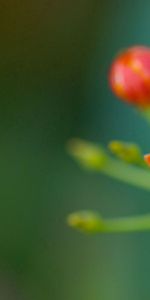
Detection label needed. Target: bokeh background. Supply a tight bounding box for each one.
[1,0,150,299]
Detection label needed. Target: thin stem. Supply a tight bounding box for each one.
[138,108,150,123]
[67,211,150,234]
[68,138,150,191]
[100,157,150,191]
[105,214,150,233]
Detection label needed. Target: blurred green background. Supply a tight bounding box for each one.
[1,0,150,299]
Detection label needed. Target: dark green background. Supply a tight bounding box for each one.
[0,0,150,299]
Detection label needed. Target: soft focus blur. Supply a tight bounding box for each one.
[1,0,150,299]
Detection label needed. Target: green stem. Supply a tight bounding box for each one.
[105,214,150,233]
[67,211,150,234]
[138,108,150,123]
[68,138,150,192]
[100,157,150,191]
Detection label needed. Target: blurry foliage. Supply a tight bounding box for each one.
[0,0,150,300]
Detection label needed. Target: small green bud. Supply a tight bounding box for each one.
[108,140,145,166]
[67,139,107,170]
[67,211,105,233]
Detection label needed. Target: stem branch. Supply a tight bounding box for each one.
[101,157,150,191]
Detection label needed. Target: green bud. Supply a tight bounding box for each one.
[108,140,145,166]
[67,211,105,233]
[67,139,107,170]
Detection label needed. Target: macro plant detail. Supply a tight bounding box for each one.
[67,45,150,234]
[109,46,150,107]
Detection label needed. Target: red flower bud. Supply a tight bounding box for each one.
[109,46,150,107]
[144,154,150,166]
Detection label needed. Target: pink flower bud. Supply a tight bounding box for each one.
[109,46,150,107]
